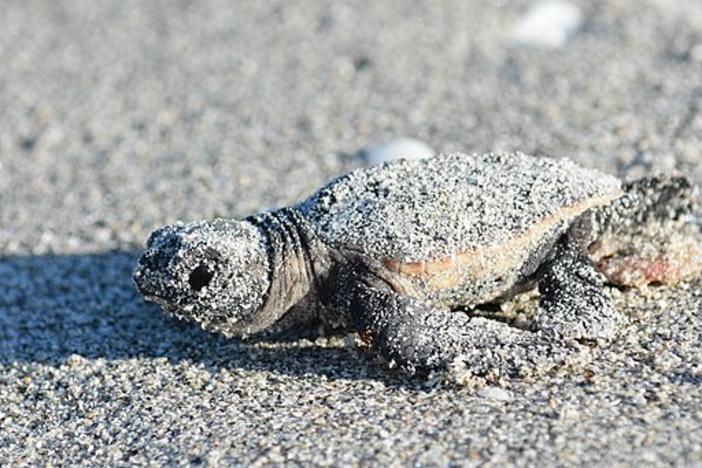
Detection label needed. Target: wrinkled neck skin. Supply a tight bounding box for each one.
[246,207,333,333]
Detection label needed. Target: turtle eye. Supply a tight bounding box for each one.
[189,265,214,291]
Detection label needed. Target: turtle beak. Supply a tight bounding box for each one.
[133,253,164,300]
[133,257,181,308]
[133,226,184,302]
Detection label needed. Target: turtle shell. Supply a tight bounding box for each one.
[298,152,622,275]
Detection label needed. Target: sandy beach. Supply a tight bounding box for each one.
[1,0,702,465]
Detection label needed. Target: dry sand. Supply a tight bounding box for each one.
[1,0,701,465]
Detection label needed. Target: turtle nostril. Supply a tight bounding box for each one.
[189,265,214,291]
[133,265,157,297]
[140,251,165,272]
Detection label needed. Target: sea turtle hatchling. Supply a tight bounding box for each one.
[133,152,701,376]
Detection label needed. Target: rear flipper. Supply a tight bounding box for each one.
[607,175,696,232]
[585,175,702,286]
[336,259,584,377]
[536,240,625,341]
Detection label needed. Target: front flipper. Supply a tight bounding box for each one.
[336,261,582,377]
[537,241,625,341]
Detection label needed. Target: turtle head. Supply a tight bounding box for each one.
[133,218,272,336]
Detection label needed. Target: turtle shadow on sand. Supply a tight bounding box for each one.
[0,250,422,388]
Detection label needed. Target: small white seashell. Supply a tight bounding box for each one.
[364,138,435,166]
[478,386,513,401]
[512,1,583,49]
